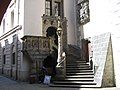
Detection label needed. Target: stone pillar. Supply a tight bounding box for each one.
[56,17,66,79]
[57,17,63,64]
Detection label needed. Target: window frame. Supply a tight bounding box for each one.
[54,1,61,16]
[3,19,5,33]
[45,0,52,16]
[12,52,15,65]
[3,48,6,65]
[11,45,16,65]
[3,55,6,64]
[11,10,14,28]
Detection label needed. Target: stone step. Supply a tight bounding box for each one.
[67,53,81,57]
[49,84,98,88]
[67,61,87,64]
[66,70,93,73]
[66,65,90,68]
[66,67,91,70]
[66,72,94,76]
[66,75,94,78]
[53,81,96,85]
[67,63,89,66]
[58,78,94,82]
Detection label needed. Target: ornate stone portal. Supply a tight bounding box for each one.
[42,15,67,78]
[42,15,67,53]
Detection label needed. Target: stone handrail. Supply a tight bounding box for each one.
[22,35,50,51]
[57,52,66,77]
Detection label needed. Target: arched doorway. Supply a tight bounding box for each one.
[46,27,58,46]
[46,26,58,65]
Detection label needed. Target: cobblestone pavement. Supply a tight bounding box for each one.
[0,75,119,90]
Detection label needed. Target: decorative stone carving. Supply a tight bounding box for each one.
[42,15,67,52]
[21,36,50,61]
[77,0,90,25]
[51,20,54,25]
[43,20,47,24]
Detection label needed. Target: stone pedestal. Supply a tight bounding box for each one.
[56,66,65,80]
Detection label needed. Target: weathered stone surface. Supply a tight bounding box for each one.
[102,37,115,87]
[91,33,115,87]
[22,36,50,61]
[42,16,67,52]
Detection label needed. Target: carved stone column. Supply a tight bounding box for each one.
[56,17,66,79]
[57,17,63,64]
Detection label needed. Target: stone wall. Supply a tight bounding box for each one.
[0,44,2,73]
[102,37,115,87]
[92,33,115,87]
[0,34,28,81]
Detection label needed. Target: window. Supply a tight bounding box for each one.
[12,52,15,64]
[3,55,6,64]
[54,2,61,16]
[12,45,16,65]
[45,0,52,16]
[11,10,14,28]
[3,48,6,64]
[3,19,5,33]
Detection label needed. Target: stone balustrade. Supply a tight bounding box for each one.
[21,35,51,61]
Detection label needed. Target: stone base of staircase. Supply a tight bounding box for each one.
[49,84,98,88]
[49,45,97,88]
[49,59,97,88]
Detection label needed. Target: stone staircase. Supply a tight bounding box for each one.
[50,45,96,88]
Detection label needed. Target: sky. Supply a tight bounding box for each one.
[84,0,112,38]
[84,0,120,87]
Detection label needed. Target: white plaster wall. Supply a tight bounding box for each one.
[0,0,24,38]
[18,0,24,38]
[0,0,24,39]
[64,0,78,45]
[24,0,45,36]
[0,0,20,34]
[0,0,25,74]
[84,0,120,87]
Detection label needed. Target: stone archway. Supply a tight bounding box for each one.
[46,27,58,46]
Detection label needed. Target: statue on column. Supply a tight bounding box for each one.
[57,17,62,36]
[57,17,63,64]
